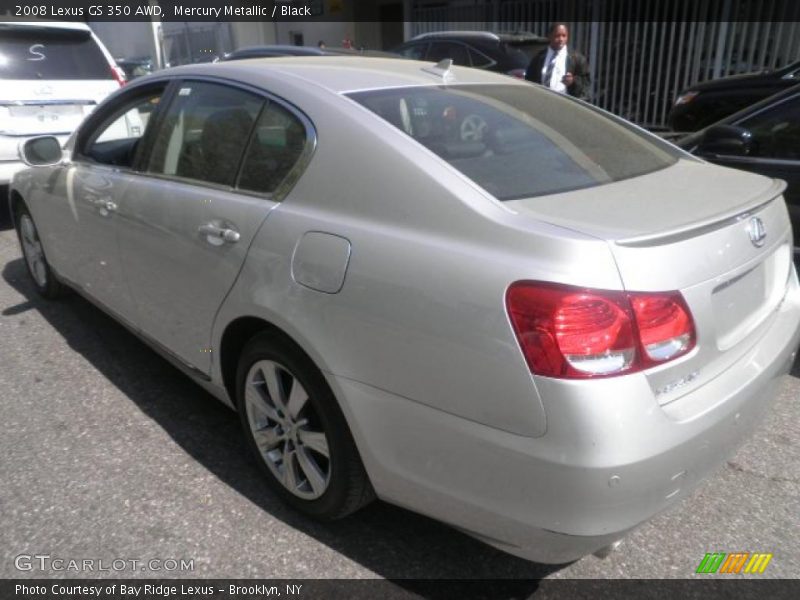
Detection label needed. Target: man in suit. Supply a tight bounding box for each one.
[525,23,590,100]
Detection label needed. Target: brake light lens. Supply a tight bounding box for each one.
[507,68,527,79]
[629,292,694,363]
[506,282,695,379]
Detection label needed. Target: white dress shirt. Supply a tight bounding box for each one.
[541,46,568,94]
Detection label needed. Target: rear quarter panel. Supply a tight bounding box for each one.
[212,79,626,438]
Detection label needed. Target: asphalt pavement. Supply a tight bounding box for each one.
[0,221,798,584]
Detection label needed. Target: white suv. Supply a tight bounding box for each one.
[0,21,126,185]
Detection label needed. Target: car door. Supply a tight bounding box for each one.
[62,81,171,322]
[697,94,800,249]
[116,79,312,375]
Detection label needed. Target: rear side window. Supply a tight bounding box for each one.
[396,43,427,60]
[146,81,263,187]
[468,47,494,68]
[0,27,112,80]
[427,42,470,66]
[238,101,307,195]
[349,84,679,200]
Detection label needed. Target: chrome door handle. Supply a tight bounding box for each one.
[198,222,240,244]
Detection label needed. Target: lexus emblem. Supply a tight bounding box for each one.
[747,217,767,247]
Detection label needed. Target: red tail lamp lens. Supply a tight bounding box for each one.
[506,283,636,378]
[506,282,695,379]
[629,292,695,362]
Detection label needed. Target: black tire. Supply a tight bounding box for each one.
[236,331,374,520]
[14,203,66,300]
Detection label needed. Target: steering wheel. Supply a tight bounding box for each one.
[460,114,488,142]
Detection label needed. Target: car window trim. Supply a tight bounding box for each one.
[133,74,318,203]
[734,92,800,129]
[701,153,800,167]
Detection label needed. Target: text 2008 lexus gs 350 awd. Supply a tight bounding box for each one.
[9,57,800,563]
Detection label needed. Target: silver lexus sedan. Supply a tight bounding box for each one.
[9,57,800,564]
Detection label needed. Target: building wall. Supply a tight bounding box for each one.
[90,21,157,61]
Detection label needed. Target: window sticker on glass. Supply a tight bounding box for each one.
[178,88,192,96]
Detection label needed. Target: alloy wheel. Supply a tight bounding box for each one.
[19,214,47,288]
[244,359,331,500]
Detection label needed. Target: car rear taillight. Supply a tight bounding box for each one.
[506,282,695,379]
[111,65,127,87]
[629,292,694,364]
[507,68,527,79]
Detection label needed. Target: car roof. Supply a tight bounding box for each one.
[156,56,523,94]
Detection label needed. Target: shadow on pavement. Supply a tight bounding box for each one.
[2,257,561,590]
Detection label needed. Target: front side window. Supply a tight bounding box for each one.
[349,84,680,200]
[146,81,263,186]
[80,87,165,168]
[739,97,800,160]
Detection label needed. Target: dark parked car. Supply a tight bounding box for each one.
[116,56,154,80]
[219,45,401,61]
[677,83,800,254]
[669,60,800,132]
[392,31,549,78]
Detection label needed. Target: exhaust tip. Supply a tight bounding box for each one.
[593,540,623,559]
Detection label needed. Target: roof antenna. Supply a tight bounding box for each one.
[422,58,454,82]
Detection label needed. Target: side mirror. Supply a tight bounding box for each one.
[18,136,63,167]
[696,124,752,156]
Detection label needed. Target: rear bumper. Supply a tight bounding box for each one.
[332,269,800,564]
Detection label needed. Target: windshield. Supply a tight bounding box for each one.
[0,27,112,80]
[348,84,680,200]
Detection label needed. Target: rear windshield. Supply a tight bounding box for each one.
[0,27,112,80]
[348,84,679,200]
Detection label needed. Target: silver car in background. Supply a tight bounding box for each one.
[9,57,800,564]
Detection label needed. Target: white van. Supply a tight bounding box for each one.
[0,21,127,185]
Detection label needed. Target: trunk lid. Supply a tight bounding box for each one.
[508,159,794,409]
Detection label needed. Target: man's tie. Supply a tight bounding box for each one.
[543,53,557,86]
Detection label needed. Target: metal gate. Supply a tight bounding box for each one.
[412,0,800,128]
